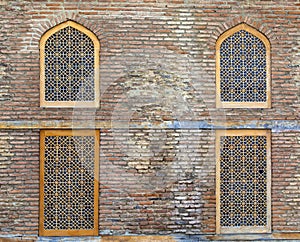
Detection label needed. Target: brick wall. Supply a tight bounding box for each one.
[1,130,299,238]
[0,0,299,240]
[100,129,215,235]
[0,0,299,122]
[272,132,300,232]
[0,130,39,236]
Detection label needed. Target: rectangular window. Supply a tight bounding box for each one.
[216,130,271,234]
[39,130,99,236]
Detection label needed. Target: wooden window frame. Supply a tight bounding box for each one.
[215,129,271,234]
[216,23,271,108]
[40,20,100,108]
[39,129,99,236]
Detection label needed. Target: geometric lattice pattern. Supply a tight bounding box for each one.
[45,26,95,101]
[43,135,95,230]
[219,135,267,227]
[220,30,267,102]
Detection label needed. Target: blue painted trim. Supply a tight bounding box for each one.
[168,120,300,132]
[37,237,101,242]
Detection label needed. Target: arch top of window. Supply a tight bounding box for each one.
[40,20,100,50]
[216,23,271,109]
[40,20,100,108]
[216,23,270,51]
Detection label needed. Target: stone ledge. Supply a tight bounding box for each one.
[101,236,175,242]
[207,232,300,241]
[1,233,300,241]
[0,120,299,131]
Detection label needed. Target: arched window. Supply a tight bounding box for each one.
[40,20,100,107]
[216,23,271,108]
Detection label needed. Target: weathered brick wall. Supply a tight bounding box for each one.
[0,0,299,240]
[1,130,299,237]
[0,130,39,236]
[100,129,215,235]
[0,0,299,122]
[272,132,300,232]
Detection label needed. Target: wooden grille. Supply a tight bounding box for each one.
[40,21,100,107]
[216,23,271,108]
[40,130,99,236]
[45,26,94,101]
[216,130,271,234]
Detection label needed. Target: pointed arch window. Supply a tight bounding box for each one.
[40,20,100,107]
[216,23,271,108]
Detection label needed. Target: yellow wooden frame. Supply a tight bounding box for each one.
[40,20,100,108]
[216,23,271,108]
[39,129,100,236]
[215,129,271,234]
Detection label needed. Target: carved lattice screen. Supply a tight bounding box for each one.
[216,23,270,108]
[40,130,99,236]
[216,130,271,234]
[40,21,100,107]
